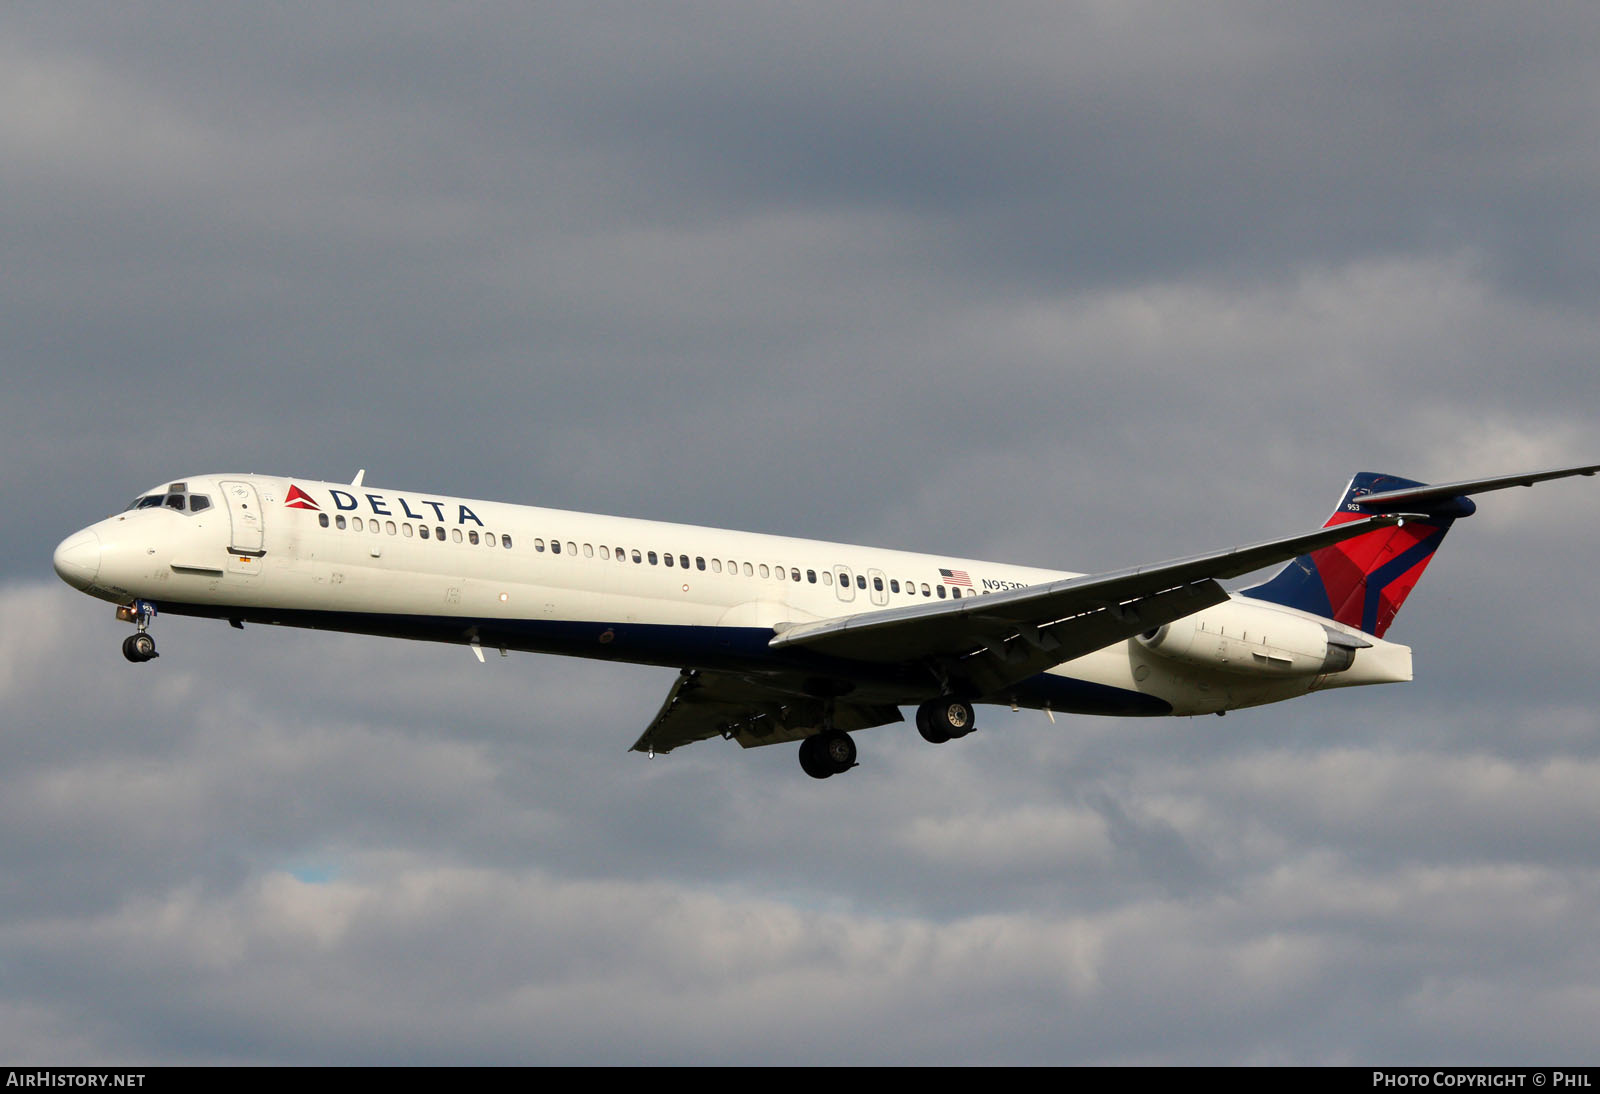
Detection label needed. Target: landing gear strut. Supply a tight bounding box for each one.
[916,698,975,744]
[119,600,159,663]
[798,729,857,779]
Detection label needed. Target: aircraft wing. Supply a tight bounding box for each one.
[631,668,904,755]
[769,513,1408,695]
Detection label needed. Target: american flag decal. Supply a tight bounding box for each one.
[939,568,972,587]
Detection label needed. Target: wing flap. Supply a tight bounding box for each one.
[631,669,903,755]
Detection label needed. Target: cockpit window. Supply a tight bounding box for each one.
[127,491,212,515]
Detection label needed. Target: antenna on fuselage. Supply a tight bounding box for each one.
[350,469,366,487]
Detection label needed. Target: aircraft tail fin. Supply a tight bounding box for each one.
[1241,472,1472,638]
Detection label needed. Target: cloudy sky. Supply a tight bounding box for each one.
[5,1,1600,1064]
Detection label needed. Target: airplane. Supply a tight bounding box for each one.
[52,464,1597,778]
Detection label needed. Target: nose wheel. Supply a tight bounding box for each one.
[122,633,158,662]
[118,600,159,663]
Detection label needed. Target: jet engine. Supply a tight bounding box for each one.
[1136,611,1367,677]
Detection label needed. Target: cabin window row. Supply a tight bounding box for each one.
[318,511,512,549]
[527,538,974,598]
[316,511,976,597]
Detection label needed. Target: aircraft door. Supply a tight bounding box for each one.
[220,480,267,575]
[834,565,855,602]
[867,567,889,606]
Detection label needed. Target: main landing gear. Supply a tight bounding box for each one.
[798,698,977,778]
[798,729,857,780]
[915,698,975,744]
[118,600,159,663]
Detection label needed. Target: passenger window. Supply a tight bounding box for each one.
[387,521,397,535]
[679,555,689,569]
[920,583,930,596]
[712,559,723,573]
[822,572,833,586]
[937,585,946,598]
[775,567,785,581]
[759,564,769,579]
[600,546,610,560]
[743,562,754,577]
[487,533,497,547]
[503,536,513,549]
[452,528,462,542]
[873,576,883,591]
[807,570,817,583]
[631,549,641,563]
[551,540,560,554]
[566,542,576,555]
[469,530,479,544]
[419,525,430,539]
[664,553,674,567]
[856,575,866,589]
[319,513,329,527]
[951,587,962,598]
[648,551,658,565]
[890,579,899,593]
[584,544,594,558]
[337,515,347,530]
[402,523,413,538]
[437,527,445,541]
[791,568,801,582]
[535,538,545,552]
[353,517,363,532]
[696,557,706,571]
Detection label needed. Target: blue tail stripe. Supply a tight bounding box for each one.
[1360,524,1449,634]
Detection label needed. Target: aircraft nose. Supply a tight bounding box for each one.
[53,529,101,590]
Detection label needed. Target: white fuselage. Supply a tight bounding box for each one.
[53,474,1413,718]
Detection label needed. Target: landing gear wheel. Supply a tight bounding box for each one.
[916,699,974,743]
[122,632,158,663]
[798,729,858,778]
[798,735,832,779]
[818,729,856,773]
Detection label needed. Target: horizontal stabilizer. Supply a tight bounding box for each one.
[1355,462,1599,512]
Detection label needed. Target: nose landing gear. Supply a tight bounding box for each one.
[117,600,159,663]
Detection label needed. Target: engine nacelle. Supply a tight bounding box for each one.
[1136,610,1363,677]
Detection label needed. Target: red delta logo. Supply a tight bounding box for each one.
[284,484,321,511]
